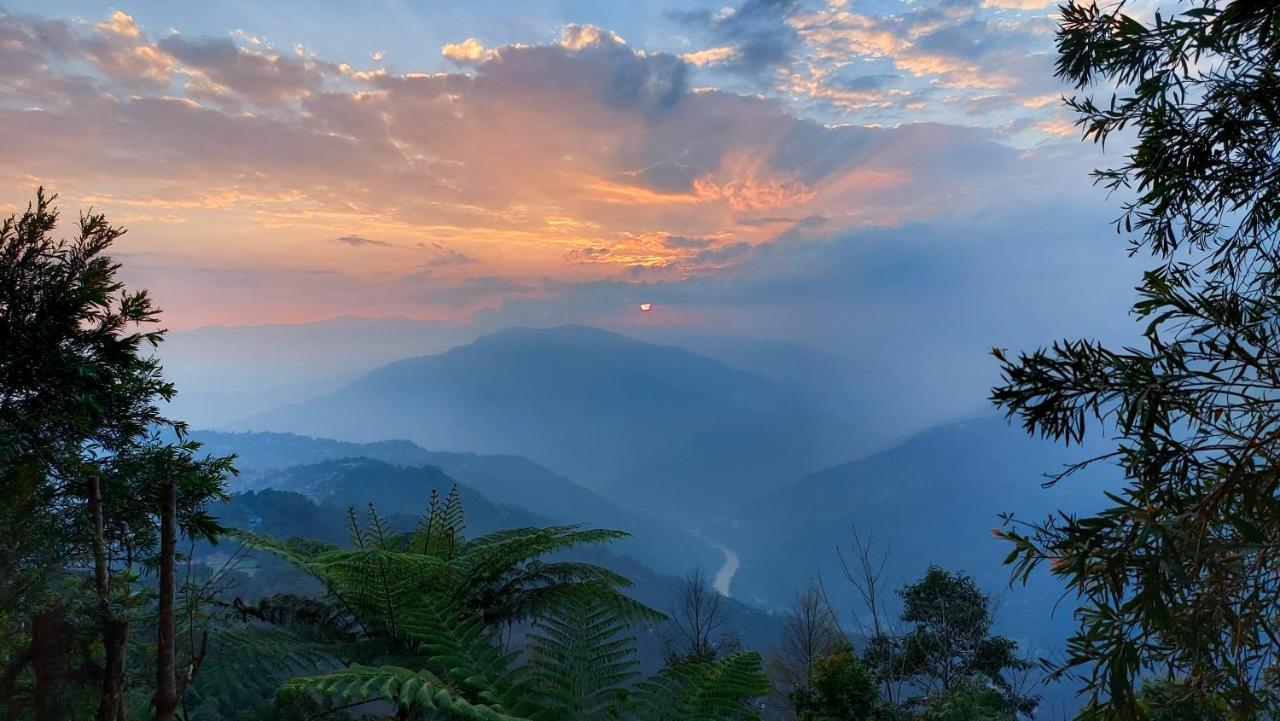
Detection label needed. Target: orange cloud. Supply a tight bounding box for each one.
[95,10,142,39]
[681,46,737,66]
[442,38,493,64]
[0,9,1060,326]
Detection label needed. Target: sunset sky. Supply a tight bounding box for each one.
[0,0,1138,356]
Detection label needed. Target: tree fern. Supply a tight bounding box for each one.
[218,491,774,720]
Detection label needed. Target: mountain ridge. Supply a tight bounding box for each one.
[190,428,722,574]
[233,324,874,519]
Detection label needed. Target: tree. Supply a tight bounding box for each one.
[1,188,171,634]
[790,640,882,721]
[0,190,233,719]
[915,678,1014,721]
[863,568,1034,717]
[836,528,903,705]
[662,570,741,666]
[771,583,844,697]
[991,0,1280,716]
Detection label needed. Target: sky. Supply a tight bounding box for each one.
[0,0,1146,382]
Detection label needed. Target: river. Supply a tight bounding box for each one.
[711,542,741,597]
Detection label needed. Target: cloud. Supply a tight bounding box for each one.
[442,37,493,65]
[566,246,614,262]
[694,241,752,264]
[96,10,141,39]
[673,0,802,78]
[784,0,1061,114]
[557,24,626,51]
[336,234,391,248]
[0,7,1097,329]
[157,34,333,105]
[403,275,540,308]
[421,242,478,267]
[681,46,737,66]
[468,196,1138,427]
[664,235,713,249]
[981,0,1056,8]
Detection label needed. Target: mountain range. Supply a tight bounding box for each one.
[232,325,882,519]
[191,430,723,575]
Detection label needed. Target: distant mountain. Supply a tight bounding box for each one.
[251,457,549,533]
[723,416,1112,657]
[191,430,723,575]
[160,316,478,426]
[235,325,872,519]
[628,328,985,446]
[192,432,439,481]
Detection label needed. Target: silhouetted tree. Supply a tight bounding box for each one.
[992,0,1280,716]
[864,568,1035,717]
[0,190,232,718]
[837,528,905,704]
[662,570,741,666]
[772,583,844,692]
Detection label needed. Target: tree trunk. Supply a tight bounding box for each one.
[153,478,179,721]
[101,618,129,721]
[90,475,129,721]
[31,605,68,721]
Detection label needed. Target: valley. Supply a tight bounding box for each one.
[181,322,1116,691]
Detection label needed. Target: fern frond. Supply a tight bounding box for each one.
[365,502,398,550]
[628,652,770,721]
[227,530,339,564]
[412,483,468,558]
[224,593,360,640]
[347,505,365,548]
[458,526,630,588]
[516,597,641,721]
[488,580,665,628]
[287,665,529,721]
[413,487,441,555]
[441,483,466,554]
[398,594,520,707]
[187,624,345,715]
[308,548,448,640]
